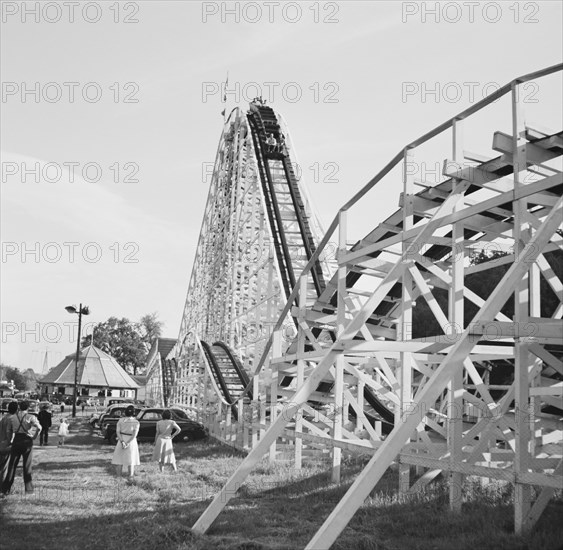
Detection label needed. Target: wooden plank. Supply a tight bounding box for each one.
[493,130,561,165]
[305,195,562,549]
[399,454,562,489]
[524,460,563,531]
[470,320,563,340]
[341,173,561,265]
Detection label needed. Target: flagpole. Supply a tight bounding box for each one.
[222,71,229,122]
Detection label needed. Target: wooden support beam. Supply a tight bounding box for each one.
[512,81,532,535]
[448,118,465,511]
[524,459,563,531]
[341,173,561,266]
[304,194,562,550]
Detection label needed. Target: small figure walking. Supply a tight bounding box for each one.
[38,404,52,446]
[60,402,65,415]
[58,417,69,446]
[152,410,181,473]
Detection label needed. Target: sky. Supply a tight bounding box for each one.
[1,0,562,373]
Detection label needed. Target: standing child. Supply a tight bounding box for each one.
[58,417,69,446]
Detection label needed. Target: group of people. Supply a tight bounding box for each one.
[0,401,72,497]
[37,405,69,446]
[0,402,181,496]
[265,132,286,154]
[0,400,42,495]
[112,405,182,477]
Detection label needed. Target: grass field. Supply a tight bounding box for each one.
[1,416,561,550]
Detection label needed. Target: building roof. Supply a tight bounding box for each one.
[40,345,139,389]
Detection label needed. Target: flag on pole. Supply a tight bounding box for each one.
[223,72,229,103]
[222,72,229,120]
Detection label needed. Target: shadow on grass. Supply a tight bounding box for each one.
[178,439,247,461]
[3,420,561,550]
[34,458,113,472]
[4,489,561,550]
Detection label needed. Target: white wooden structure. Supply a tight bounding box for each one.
[176,65,562,547]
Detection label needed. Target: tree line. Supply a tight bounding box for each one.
[80,312,164,375]
[0,365,38,393]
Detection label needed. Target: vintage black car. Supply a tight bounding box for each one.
[94,403,142,430]
[102,407,207,445]
[0,398,17,415]
[25,399,40,416]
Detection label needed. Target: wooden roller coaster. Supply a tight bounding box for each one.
[171,64,562,548]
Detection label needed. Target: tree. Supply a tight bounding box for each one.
[81,313,165,375]
[23,368,39,392]
[82,317,145,375]
[139,312,163,347]
[0,364,29,392]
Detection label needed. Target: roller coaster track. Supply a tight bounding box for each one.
[246,103,394,430]
[174,101,338,421]
[200,340,250,420]
[173,98,393,433]
[247,103,326,301]
[188,64,563,547]
[161,357,176,407]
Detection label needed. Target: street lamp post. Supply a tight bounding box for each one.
[65,304,90,417]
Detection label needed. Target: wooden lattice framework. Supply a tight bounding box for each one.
[184,65,562,547]
[173,106,331,424]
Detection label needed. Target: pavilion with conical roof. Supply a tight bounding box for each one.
[40,345,140,400]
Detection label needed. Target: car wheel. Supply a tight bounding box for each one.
[178,432,190,442]
[109,432,117,446]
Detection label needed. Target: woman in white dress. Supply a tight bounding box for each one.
[152,410,181,472]
[112,405,140,477]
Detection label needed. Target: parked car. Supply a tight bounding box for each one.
[102,407,208,445]
[89,404,116,429]
[0,397,17,415]
[14,399,40,416]
[26,399,40,416]
[98,396,139,408]
[89,412,101,428]
[97,403,143,431]
[167,404,198,421]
